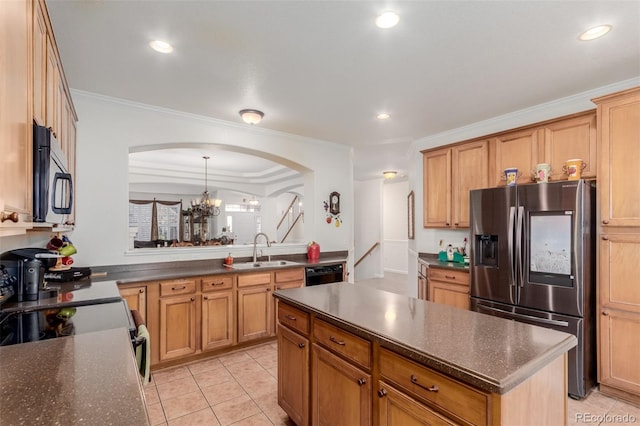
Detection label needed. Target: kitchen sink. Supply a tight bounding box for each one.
[230,260,300,270]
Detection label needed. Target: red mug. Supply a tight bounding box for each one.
[61,256,74,266]
[47,237,64,250]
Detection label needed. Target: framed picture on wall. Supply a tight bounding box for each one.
[408,191,415,240]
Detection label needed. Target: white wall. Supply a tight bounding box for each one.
[383,180,408,274]
[354,179,383,280]
[69,91,353,267]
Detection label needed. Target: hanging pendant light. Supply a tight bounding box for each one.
[191,156,221,216]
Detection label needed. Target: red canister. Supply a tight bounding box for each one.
[307,242,320,261]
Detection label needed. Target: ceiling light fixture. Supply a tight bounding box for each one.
[377,113,390,120]
[376,11,400,29]
[579,24,612,41]
[149,40,174,53]
[383,171,397,179]
[190,156,221,217]
[239,109,264,125]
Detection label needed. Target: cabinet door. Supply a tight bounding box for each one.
[237,285,272,343]
[418,275,427,300]
[423,148,451,228]
[120,285,147,322]
[159,295,197,360]
[202,290,234,351]
[66,113,77,225]
[45,37,59,137]
[428,280,470,310]
[451,141,488,228]
[599,307,640,397]
[542,112,596,180]
[278,324,309,426]
[493,127,540,186]
[378,381,454,426]
[312,344,371,426]
[597,89,640,228]
[599,234,640,313]
[32,0,47,126]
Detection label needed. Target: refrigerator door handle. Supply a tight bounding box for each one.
[476,304,570,327]
[516,206,525,291]
[508,206,516,304]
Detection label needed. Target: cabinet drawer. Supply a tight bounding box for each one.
[238,272,272,287]
[275,268,305,283]
[201,275,234,292]
[313,319,370,370]
[418,261,428,277]
[428,268,469,285]
[379,348,488,426]
[278,303,310,336]
[160,279,197,296]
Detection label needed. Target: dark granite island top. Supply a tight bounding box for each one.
[273,282,576,395]
[0,327,150,425]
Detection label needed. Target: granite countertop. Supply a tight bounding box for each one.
[91,254,348,285]
[0,327,150,425]
[273,283,576,394]
[418,252,469,271]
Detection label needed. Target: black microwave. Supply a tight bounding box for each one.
[33,124,73,223]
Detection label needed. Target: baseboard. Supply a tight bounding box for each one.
[599,384,640,407]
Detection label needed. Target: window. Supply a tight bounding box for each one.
[129,199,182,243]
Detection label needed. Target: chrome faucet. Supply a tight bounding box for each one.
[252,232,271,263]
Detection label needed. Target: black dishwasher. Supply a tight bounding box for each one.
[305,264,344,286]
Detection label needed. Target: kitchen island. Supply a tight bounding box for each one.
[274,283,576,425]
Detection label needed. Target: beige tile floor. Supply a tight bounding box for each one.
[147,274,640,425]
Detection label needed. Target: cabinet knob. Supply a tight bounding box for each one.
[602,236,609,240]
[139,289,145,293]
[1,211,19,223]
[190,297,195,302]
[602,220,609,224]
[378,389,387,398]
[454,223,459,226]
[298,343,305,349]
[203,296,208,300]
[445,223,450,226]
[602,311,610,316]
[357,378,367,386]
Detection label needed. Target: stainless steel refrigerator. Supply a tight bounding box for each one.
[469,179,596,399]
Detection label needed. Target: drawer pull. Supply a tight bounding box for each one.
[378,389,387,398]
[357,378,367,386]
[298,343,305,349]
[411,375,439,392]
[285,314,297,321]
[1,211,19,223]
[445,275,455,280]
[210,281,225,286]
[329,336,346,346]
[172,286,187,291]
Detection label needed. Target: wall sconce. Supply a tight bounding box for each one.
[383,171,397,179]
[239,109,264,125]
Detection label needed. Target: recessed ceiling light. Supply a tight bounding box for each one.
[149,40,174,53]
[376,11,399,29]
[579,25,612,41]
[377,113,390,120]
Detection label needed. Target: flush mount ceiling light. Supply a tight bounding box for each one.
[376,11,400,29]
[383,171,397,179]
[377,113,390,120]
[239,109,264,125]
[579,24,612,41]
[149,40,173,53]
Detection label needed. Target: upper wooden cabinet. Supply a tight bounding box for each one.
[594,88,640,228]
[32,0,47,126]
[423,140,488,228]
[492,111,596,186]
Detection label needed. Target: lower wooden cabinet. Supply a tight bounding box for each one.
[238,272,273,343]
[119,284,146,322]
[377,381,454,426]
[312,344,371,426]
[159,294,197,361]
[428,267,469,310]
[202,290,234,351]
[277,324,309,426]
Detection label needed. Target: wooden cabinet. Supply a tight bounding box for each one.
[237,272,273,343]
[423,141,488,228]
[158,278,198,361]
[277,324,309,426]
[312,344,371,426]
[594,87,640,406]
[492,111,597,186]
[119,284,147,322]
[378,381,455,426]
[201,275,235,351]
[428,267,470,310]
[32,0,47,127]
[0,0,33,236]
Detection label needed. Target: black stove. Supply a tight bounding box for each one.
[0,299,135,347]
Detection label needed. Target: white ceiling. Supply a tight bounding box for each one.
[47,0,640,185]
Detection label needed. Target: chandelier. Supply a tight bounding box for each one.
[191,156,221,216]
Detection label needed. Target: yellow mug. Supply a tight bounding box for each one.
[563,159,586,180]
